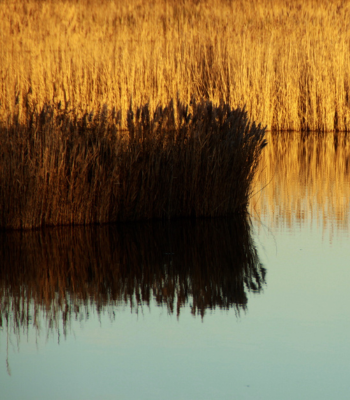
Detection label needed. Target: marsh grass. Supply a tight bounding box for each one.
[0,98,266,229]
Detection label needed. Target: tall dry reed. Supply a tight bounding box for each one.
[1,0,350,131]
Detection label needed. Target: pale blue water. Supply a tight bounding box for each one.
[1,216,349,400]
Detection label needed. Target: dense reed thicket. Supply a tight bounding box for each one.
[0,219,265,351]
[0,99,266,229]
[1,0,350,131]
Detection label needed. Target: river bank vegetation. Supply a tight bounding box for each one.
[3,0,349,228]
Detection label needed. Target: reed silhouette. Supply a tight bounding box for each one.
[0,98,266,229]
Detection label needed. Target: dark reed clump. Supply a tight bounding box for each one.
[0,98,266,229]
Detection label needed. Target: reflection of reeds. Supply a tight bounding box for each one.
[251,132,350,235]
[1,0,350,131]
[0,99,266,229]
[0,218,265,344]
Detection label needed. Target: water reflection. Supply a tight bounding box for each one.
[251,131,350,236]
[0,218,265,347]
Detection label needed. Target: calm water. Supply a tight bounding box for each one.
[1,132,350,400]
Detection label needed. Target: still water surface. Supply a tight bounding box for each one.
[1,132,350,400]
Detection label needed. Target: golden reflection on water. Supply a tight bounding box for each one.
[0,218,265,353]
[251,132,350,236]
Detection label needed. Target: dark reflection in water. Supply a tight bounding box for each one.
[0,218,265,343]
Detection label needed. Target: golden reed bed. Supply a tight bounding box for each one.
[1,0,350,131]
